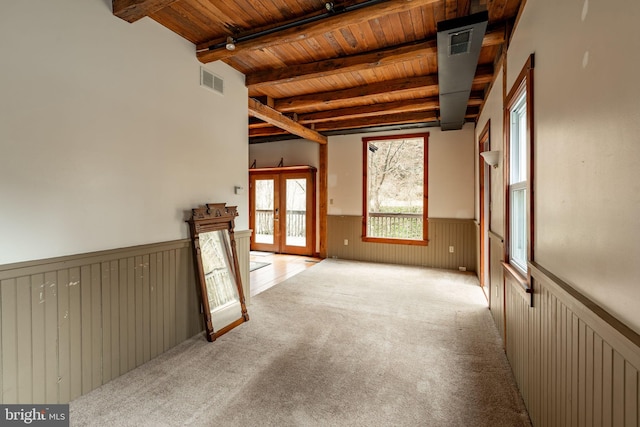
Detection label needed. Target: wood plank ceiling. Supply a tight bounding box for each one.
[113,0,523,144]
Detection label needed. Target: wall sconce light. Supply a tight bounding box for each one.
[480,150,500,168]
[225,36,236,51]
[234,186,245,195]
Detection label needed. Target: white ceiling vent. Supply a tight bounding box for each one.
[200,67,224,95]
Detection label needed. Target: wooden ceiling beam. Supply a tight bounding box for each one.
[276,75,438,113]
[250,111,440,137]
[249,94,484,131]
[297,98,441,124]
[296,94,484,125]
[249,127,290,138]
[465,106,480,117]
[248,98,327,145]
[112,0,179,23]
[196,0,441,63]
[445,0,459,19]
[247,40,436,90]
[275,65,492,113]
[246,25,505,90]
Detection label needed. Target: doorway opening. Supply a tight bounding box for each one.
[479,122,491,304]
[249,166,317,256]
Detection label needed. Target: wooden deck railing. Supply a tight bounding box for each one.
[255,210,421,240]
[255,209,305,237]
[367,212,422,239]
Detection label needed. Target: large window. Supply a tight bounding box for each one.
[505,54,534,278]
[362,133,428,245]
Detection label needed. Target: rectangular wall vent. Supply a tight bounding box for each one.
[200,67,224,95]
[449,29,472,56]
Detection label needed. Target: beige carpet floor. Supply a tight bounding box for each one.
[70,259,531,426]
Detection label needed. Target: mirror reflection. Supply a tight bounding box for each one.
[200,230,239,310]
[188,203,249,342]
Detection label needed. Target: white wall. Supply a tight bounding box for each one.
[478,0,640,333]
[248,138,320,251]
[249,139,319,169]
[328,125,475,218]
[476,71,504,235]
[0,0,249,265]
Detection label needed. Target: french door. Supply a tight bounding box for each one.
[249,166,316,256]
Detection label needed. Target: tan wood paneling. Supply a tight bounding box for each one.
[17,276,31,403]
[101,262,112,384]
[327,216,477,271]
[500,261,640,426]
[235,230,252,306]
[69,267,82,400]
[135,255,144,368]
[149,254,158,360]
[57,268,71,402]
[0,234,250,404]
[489,233,504,339]
[1,279,17,403]
[31,274,45,404]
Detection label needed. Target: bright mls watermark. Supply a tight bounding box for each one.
[1,405,68,426]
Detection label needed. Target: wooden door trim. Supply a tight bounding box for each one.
[479,120,491,301]
[249,173,280,252]
[280,171,316,256]
[250,166,317,256]
[250,165,317,174]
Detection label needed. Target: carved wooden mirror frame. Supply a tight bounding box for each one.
[188,203,249,341]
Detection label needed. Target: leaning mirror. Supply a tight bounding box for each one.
[188,203,249,341]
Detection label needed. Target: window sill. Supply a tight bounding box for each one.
[361,237,428,246]
[502,262,533,307]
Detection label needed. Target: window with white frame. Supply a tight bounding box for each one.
[505,54,534,278]
[509,91,528,273]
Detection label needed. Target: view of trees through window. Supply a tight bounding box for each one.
[364,134,427,242]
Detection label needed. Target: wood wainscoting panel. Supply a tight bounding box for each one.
[0,233,250,404]
[327,216,477,271]
[489,233,505,340]
[503,262,640,426]
[235,230,252,306]
[474,221,480,280]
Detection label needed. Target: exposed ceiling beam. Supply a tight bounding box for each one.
[250,95,482,129]
[196,0,441,63]
[112,0,179,23]
[247,97,442,129]
[445,0,473,19]
[247,24,504,92]
[296,94,483,125]
[276,74,438,113]
[248,98,327,145]
[250,111,440,137]
[247,40,436,91]
[275,65,493,113]
[247,28,503,94]
[465,106,480,117]
[297,98,442,124]
[250,121,441,143]
[445,0,459,19]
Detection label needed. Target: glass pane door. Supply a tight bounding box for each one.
[254,178,276,246]
[285,178,307,247]
[250,167,316,256]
